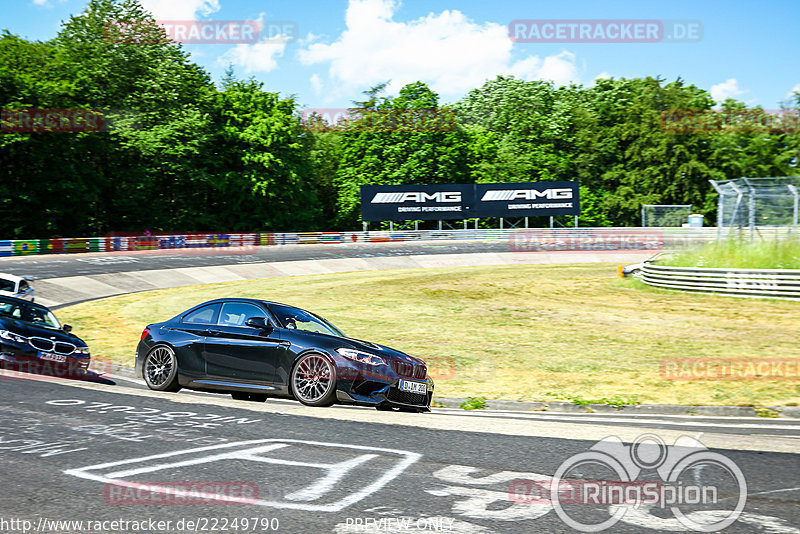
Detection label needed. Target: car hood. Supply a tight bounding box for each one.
[342,337,426,366]
[0,318,86,346]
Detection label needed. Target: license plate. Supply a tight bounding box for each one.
[39,352,66,363]
[399,380,427,395]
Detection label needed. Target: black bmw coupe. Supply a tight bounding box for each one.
[135,298,433,412]
[0,295,91,376]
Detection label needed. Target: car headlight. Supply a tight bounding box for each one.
[336,348,387,366]
[0,330,27,344]
[73,347,90,356]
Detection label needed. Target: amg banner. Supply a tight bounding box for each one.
[360,182,580,221]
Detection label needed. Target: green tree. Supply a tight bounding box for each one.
[574,77,722,225]
[210,75,319,231]
[334,82,471,227]
[455,76,577,183]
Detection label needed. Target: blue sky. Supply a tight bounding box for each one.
[3,0,799,110]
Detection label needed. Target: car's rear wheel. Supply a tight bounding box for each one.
[143,345,180,392]
[231,392,268,402]
[291,353,336,407]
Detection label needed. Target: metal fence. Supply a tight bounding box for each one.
[710,177,800,239]
[641,204,693,227]
[641,263,800,300]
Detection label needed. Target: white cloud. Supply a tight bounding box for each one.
[310,74,323,95]
[537,51,579,86]
[787,84,800,99]
[218,38,287,74]
[214,12,294,74]
[586,72,613,87]
[32,0,67,7]
[139,0,220,21]
[710,78,748,104]
[298,0,580,99]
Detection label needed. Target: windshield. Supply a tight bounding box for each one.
[0,298,61,329]
[0,278,16,292]
[268,303,344,337]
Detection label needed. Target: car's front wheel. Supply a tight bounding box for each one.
[143,345,180,392]
[291,353,337,407]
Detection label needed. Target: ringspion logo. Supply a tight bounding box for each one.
[544,434,746,532]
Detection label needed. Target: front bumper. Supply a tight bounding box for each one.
[335,369,434,411]
[0,343,90,378]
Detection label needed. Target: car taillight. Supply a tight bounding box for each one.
[140,327,150,340]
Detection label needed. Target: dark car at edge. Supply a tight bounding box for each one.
[135,298,434,412]
[0,295,91,377]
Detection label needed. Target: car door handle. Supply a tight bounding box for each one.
[206,329,223,336]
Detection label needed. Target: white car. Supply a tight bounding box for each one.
[0,273,34,302]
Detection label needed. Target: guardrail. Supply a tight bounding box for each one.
[0,226,793,258]
[641,264,800,300]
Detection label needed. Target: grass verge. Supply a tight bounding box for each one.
[57,263,800,407]
[662,237,800,269]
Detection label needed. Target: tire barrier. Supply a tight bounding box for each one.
[641,263,800,300]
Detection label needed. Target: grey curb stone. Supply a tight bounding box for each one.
[99,364,799,419]
[432,397,800,419]
[106,362,137,378]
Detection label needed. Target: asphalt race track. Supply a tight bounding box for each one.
[0,241,660,309]
[1,372,799,534]
[0,241,515,280]
[1,245,799,533]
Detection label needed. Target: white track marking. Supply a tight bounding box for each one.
[431,409,800,431]
[748,487,800,496]
[65,439,420,512]
[442,486,552,521]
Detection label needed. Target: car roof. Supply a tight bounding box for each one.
[0,294,48,310]
[0,272,24,283]
[182,298,299,315]
[196,297,287,307]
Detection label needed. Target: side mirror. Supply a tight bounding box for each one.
[245,317,272,332]
[62,324,73,333]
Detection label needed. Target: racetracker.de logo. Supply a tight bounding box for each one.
[104,20,298,45]
[104,481,258,505]
[1,109,108,133]
[300,108,457,133]
[661,358,800,381]
[661,109,800,134]
[0,356,112,383]
[509,20,703,43]
[509,230,664,252]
